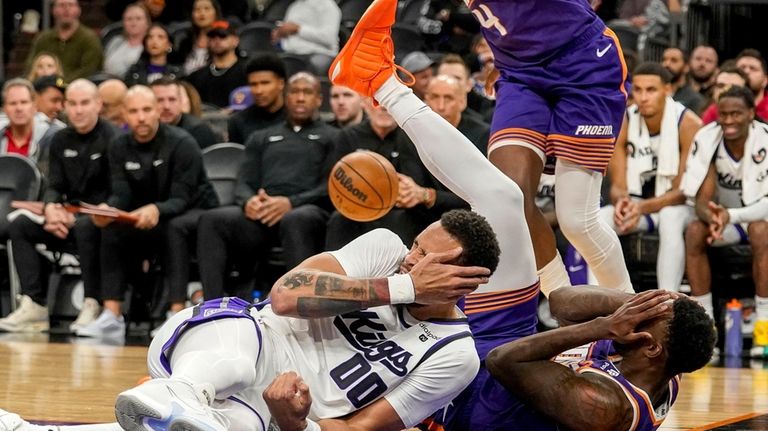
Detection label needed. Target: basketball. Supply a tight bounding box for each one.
[328,150,399,222]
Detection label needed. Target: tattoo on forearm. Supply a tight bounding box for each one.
[297,298,365,317]
[281,272,314,289]
[280,271,392,316]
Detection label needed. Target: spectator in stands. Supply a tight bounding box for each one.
[79,85,218,338]
[98,79,128,129]
[0,79,119,334]
[227,54,286,144]
[103,2,151,78]
[688,45,718,100]
[417,0,479,55]
[271,0,341,73]
[602,62,701,292]
[197,72,336,299]
[437,53,494,123]
[106,0,247,24]
[32,76,69,177]
[328,84,364,129]
[681,87,768,349]
[425,74,489,153]
[106,0,186,24]
[610,0,674,39]
[124,24,184,87]
[325,98,468,249]
[700,64,749,125]
[400,51,434,101]
[0,79,54,161]
[663,47,707,115]
[736,49,768,121]
[150,76,217,149]
[176,0,223,75]
[26,0,103,82]
[26,53,63,82]
[185,19,248,108]
[179,81,203,117]
[33,75,67,126]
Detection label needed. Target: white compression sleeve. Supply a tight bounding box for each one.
[728,197,768,224]
[375,76,538,291]
[554,160,633,292]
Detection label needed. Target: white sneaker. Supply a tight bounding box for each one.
[115,378,228,431]
[0,296,49,333]
[0,408,55,431]
[150,311,178,338]
[69,297,101,333]
[75,310,125,338]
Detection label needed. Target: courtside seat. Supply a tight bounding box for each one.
[202,143,246,206]
[0,155,43,315]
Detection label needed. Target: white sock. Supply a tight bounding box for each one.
[538,252,572,297]
[374,75,420,124]
[756,295,768,321]
[693,293,714,319]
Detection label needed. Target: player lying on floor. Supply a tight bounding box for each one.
[485,287,716,431]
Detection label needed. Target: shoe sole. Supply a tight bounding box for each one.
[0,322,49,333]
[115,394,220,431]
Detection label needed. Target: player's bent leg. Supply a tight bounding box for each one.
[488,144,559,268]
[555,160,633,292]
[329,0,537,285]
[750,221,768,300]
[657,205,696,291]
[685,220,714,317]
[122,300,263,430]
[488,145,570,296]
[599,205,618,232]
[374,77,538,288]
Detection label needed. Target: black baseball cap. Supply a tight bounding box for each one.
[33,75,67,94]
[207,19,240,37]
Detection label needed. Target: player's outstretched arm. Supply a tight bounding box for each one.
[486,291,672,430]
[269,251,490,318]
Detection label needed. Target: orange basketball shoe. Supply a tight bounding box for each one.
[328,0,413,98]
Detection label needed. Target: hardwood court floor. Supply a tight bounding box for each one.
[0,334,766,429]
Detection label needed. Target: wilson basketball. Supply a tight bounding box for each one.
[328,150,399,222]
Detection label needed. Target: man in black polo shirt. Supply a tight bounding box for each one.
[80,85,219,338]
[197,72,337,299]
[0,79,119,333]
[150,76,218,149]
[227,54,287,145]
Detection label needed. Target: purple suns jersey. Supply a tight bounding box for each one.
[564,340,681,431]
[465,0,601,66]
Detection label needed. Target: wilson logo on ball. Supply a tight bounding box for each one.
[334,167,368,202]
[328,150,399,222]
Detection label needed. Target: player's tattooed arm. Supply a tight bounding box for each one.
[271,270,391,318]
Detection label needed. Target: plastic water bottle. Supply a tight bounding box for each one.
[725,299,743,357]
[252,290,262,304]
